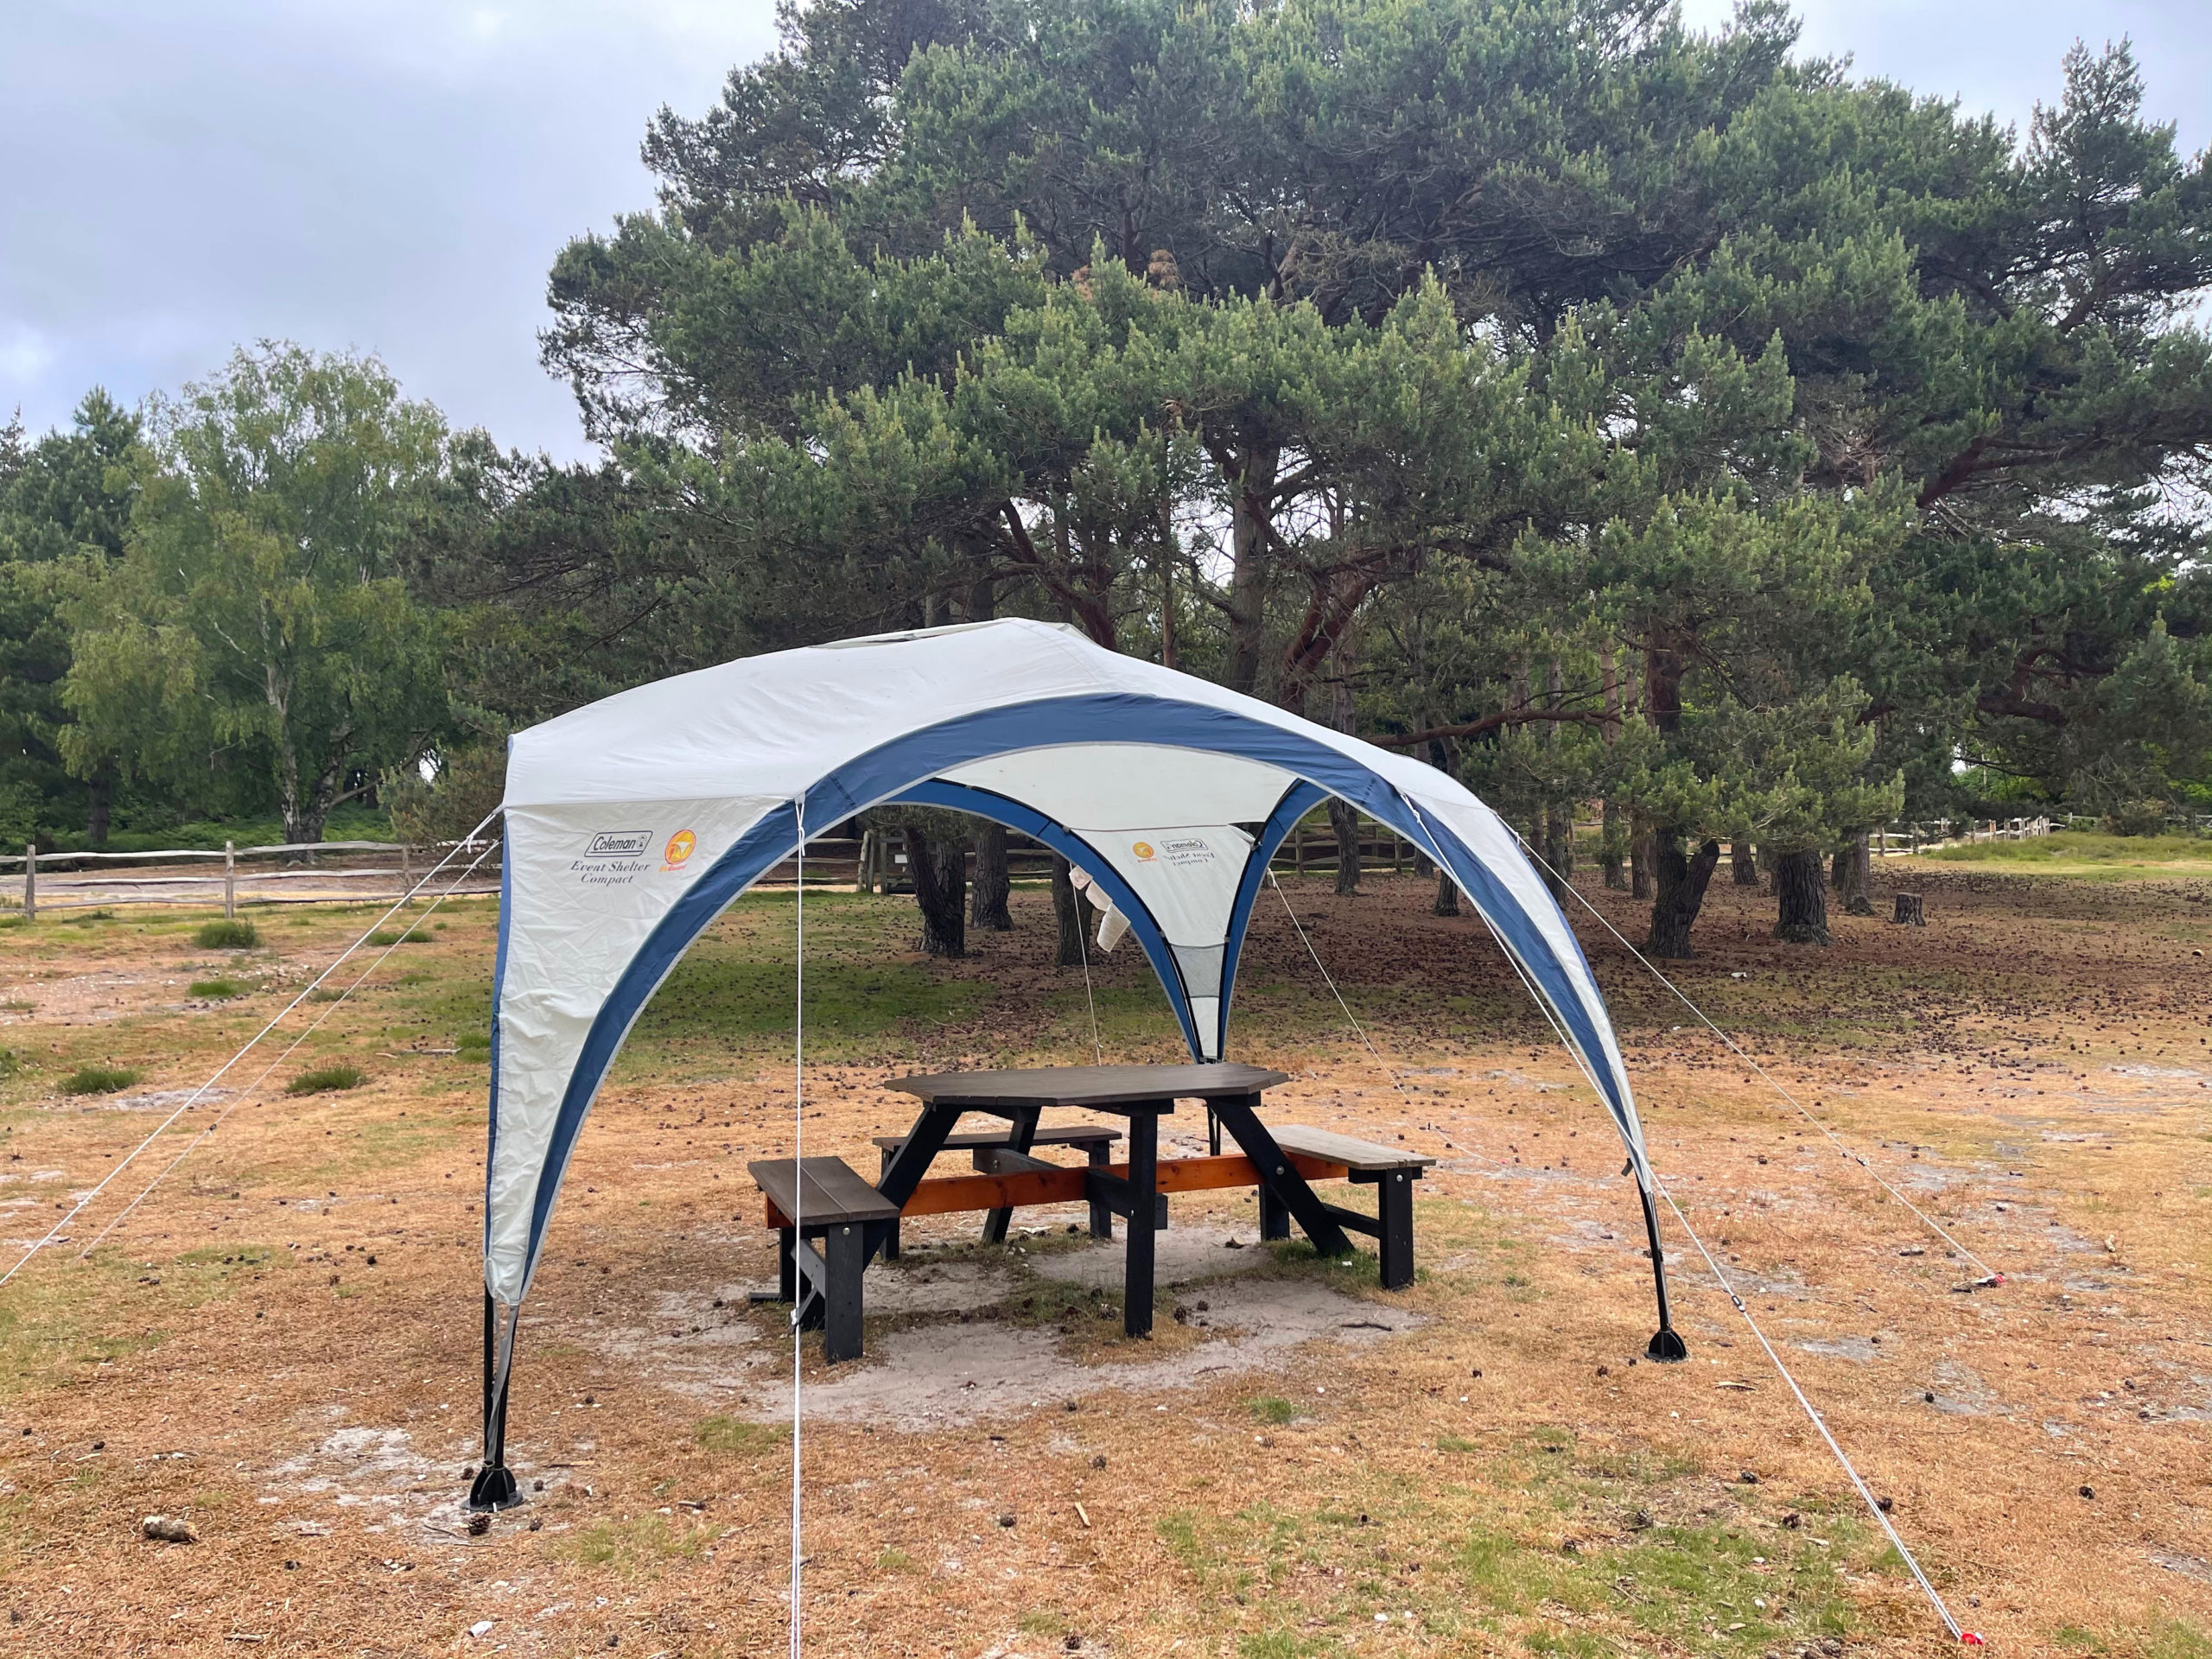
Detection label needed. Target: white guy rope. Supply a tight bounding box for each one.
[789,799,806,1659]
[1270,867,1515,1169]
[1267,868,1407,1095]
[1282,836,1980,1645]
[1654,1182,1980,1643]
[73,837,502,1257]
[1506,831,2000,1283]
[0,810,502,1290]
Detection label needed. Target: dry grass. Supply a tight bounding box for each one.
[0,868,2206,1658]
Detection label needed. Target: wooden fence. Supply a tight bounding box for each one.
[31,804,2114,921]
[0,838,503,920]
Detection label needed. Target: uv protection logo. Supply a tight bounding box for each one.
[582,830,654,858]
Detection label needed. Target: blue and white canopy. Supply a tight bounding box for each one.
[484,619,1652,1305]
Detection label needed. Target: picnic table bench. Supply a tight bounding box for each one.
[751,1065,1433,1363]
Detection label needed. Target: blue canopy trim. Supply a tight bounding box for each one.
[889,778,1203,1058]
[493,692,1637,1301]
[1216,780,1331,1057]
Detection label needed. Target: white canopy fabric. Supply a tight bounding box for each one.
[485,618,1653,1306]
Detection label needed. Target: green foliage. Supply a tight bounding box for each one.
[59,1065,141,1096]
[1248,1395,1297,1425]
[284,1064,365,1096]
[193,919,260,949]
[0,391,142,847]
[58,346,452,844]
[187,978,250,1000]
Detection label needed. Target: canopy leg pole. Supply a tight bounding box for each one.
[468,1294,522,1510]
[1638,1184,1688,1362]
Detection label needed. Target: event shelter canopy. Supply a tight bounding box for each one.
[471,619,1684,1505]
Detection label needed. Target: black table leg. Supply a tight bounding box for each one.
[1211,1092,1353,1257]
[982,1105,1041,1244]
[1085,1140,1113,1239]
[823,1222,865,1363]
[1377,1168,1415,1290]
[1258,1183,1289,1241]
[1123,1108,1160,1337]
[866,1101,967,1268]
[777,1227,797,1300]
[879,1147,901,1261]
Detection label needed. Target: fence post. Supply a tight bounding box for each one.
[21,842,32,924]
[223,840,237,919]
[398,841,410,906]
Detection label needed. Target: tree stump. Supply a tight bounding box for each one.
[1892,892,1926,926]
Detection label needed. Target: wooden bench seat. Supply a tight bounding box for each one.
[1256,1126,1433,1289]
[747,1155,899,1363]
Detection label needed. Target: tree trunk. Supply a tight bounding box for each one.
[1630,819,1654,900]
[1433,867,1460,917]
[1732,840,1759,886]
[907,827,966,957]
[1772,849,1831,945]
[1223,445,1279,697]
[1646,833,1721,958]
[86,766,113,851]
[1328,798,1362,894]
[286,802,330,846]
[970,823,1012,930]
[1841,830,1875,916]
[1599,798,1626,890]
[1050,855,1095,969]
[1830,846,1851,891]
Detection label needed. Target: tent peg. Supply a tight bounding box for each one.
[467,1289,523,1510]
[1637,1184,1689,1363]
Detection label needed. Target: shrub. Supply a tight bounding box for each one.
[366,927,431,946]
[194,919,260,949]
[188,978,250,1000]
[0,1048,22,1080]
[1249,1395,1296,1425]
[286,1064,365,1095]
[60,1065,142,1096]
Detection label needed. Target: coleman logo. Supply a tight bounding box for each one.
[663,830,697,868]
[1131,840,1156,861]
[583,830,653,858]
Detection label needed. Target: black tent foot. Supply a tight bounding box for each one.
[1646,1325,1688,1363]
[467,1463,520,1511]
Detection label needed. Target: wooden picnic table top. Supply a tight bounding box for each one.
[883,1063,1289,1114]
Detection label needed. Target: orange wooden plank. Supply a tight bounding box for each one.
[764,1150,1352,1226]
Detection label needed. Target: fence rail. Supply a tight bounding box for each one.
[4,837,503,919]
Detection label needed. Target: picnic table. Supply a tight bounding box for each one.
[753,1063,1433,1360]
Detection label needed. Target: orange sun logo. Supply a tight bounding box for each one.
[1132,840,1155,861]
[664,830,696,868]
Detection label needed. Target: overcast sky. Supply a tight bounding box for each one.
[3,0,2207,461]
